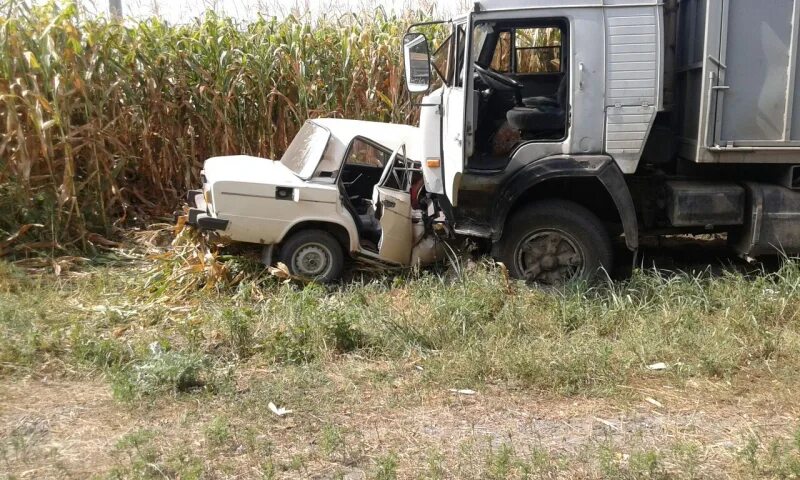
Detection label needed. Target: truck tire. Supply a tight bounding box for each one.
[498,200,613,285]
[279,229,345,283]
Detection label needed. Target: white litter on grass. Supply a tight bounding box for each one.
[645,397,664,408]
[449,388,477,395]
[593,417,620,431]
[646,362,668,371]
[268,402,292,416]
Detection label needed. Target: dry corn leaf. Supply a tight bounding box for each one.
[87,233,121,248]
[268,262,291,280]
[1,224,44,251]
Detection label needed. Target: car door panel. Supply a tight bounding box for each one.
[370,144,414,265]
[375,187,412,265]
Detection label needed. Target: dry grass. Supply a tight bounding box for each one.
[2,232,800,477]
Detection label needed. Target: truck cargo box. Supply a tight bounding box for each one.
[673,0,800,164]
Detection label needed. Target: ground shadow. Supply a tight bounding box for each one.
[612,235,785,280]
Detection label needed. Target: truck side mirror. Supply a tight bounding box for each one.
[403,33,431,93]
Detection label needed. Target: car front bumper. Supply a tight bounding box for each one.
[186,189,229,232]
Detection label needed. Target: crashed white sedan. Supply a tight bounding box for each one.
[187,118,445,282]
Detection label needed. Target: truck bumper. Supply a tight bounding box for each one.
[186,189,229,232]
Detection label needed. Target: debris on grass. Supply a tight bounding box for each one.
[594,417,621,431]
[449,388,477,395]
[647,362,668,371]
[268,402,293,417]
[645,397,664,408]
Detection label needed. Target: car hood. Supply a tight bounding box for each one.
[202,155,304,187]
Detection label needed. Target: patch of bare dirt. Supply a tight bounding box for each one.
[0,377,133,478]
[0,371,797,479]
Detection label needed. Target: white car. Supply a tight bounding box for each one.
[187,118,445,282]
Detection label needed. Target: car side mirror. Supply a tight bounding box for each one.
[403,33,431,93]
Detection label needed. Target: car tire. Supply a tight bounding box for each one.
[279,229,345,283]
[498,199,613,285]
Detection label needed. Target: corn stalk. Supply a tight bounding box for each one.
[0,0,436,253]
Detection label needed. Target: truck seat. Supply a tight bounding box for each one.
[506,104,565,132]
[510,73,567,133]
[522,95,559,108]
[521,74,566,110]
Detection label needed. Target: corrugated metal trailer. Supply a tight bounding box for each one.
[674,0,800,165]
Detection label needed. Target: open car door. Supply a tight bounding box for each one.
[373,145,413,265]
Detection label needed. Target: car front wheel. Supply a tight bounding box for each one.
[499,200,613,285]
[279,229,345,283]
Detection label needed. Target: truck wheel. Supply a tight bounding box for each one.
[279,230,345,283]
[499,200,613,285]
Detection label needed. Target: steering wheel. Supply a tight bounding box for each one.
[473,62,524,105]
[474,62,523,89]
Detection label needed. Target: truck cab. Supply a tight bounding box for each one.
[406,0,653,283]
[404,0,800,284]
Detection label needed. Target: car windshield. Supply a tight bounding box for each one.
[280,121,331,179]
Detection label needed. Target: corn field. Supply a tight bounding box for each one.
[0,1,430,253]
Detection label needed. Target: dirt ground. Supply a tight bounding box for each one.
[2,368,797,479]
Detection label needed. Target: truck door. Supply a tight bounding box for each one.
[373,145,413,265]
[441,20,469,207]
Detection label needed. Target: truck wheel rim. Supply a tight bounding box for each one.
[293,243,333,278]
[515,229,584,285]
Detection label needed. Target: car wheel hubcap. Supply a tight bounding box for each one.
[515,229,584,285]
[293,243,332,278]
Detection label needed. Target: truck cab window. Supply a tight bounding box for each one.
[515,28,562,74]
[489,28,562,74]
[490,31,511,72]
[454,24,467,87]
[469,19,569,170]
[431,34,452,85]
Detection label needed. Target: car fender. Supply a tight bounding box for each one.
[276,214,360,253]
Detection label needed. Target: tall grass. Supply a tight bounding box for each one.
[3,257,800,395]
[1,1,427,251]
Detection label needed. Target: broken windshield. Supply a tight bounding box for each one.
[280,121,331,179]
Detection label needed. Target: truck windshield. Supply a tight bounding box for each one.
[280,121,331,179]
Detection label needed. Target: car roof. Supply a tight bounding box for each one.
[311,118,420,156]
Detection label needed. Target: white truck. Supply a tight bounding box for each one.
[189,0,800,284]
